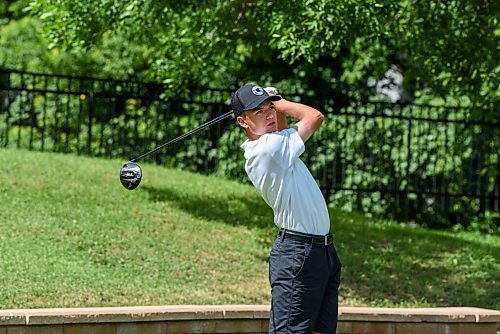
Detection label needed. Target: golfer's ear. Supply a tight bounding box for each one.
[237,115,249,128]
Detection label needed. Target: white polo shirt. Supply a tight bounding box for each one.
[240,128,330,235]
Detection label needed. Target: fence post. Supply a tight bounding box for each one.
[404,116,412,222]
[87,92,94,155]
[2,71,11,147]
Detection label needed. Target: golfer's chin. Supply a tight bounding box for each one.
[251,123,278,137]
[266,122,278,132]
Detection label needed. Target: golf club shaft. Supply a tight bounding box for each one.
[130,110,234,163]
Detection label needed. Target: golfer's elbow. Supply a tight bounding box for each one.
[312,109,324,130]
[296,108,324,142]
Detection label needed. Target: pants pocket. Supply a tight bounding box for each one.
[291,242,310,277]
[270,240,312,284]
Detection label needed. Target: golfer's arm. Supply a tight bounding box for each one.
[274,99,324,142]
[276,109,288,131]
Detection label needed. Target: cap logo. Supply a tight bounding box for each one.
[251,86,264,96]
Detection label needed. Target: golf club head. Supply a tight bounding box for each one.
[120,162,142,190]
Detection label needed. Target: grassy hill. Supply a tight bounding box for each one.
[0,148,498,309]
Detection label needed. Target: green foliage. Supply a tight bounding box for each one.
[22,0,500,105]
[0,0,31,24]
[0,2,152,79]
[213,127,248,180]
[316,102,499,232]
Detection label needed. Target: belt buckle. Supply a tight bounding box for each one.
[324,235,328,246]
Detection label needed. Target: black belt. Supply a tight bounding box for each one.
[278,229,333,246]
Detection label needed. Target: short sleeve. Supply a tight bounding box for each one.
[263,128,305,168]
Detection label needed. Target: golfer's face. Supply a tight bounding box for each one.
[243,100,278,135]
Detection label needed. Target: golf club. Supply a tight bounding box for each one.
[119,110,234,190]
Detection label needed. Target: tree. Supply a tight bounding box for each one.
[26,0,499,106]
[0,0,152,79]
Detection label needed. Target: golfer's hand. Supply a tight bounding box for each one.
[264,86,279,96]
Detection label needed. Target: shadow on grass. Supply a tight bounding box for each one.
[142,185,275,231]
[333,213,499,309]
[142,184,499,309]
[142,184,278,263]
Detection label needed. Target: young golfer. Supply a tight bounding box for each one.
[231,84,342,334]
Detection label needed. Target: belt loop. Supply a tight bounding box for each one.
[280,229,286,242]
[324,235,328,246]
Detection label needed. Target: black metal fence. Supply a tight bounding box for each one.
[1,69,498,229]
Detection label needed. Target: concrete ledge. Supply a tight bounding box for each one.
[0,305,270,325]
[1,306,499,334]
[338,306,500,323]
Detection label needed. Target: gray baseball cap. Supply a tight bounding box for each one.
[230,84,282,117]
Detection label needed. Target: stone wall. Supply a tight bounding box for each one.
[0,306,499,334]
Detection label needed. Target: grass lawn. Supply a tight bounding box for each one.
[0,148,498,309]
